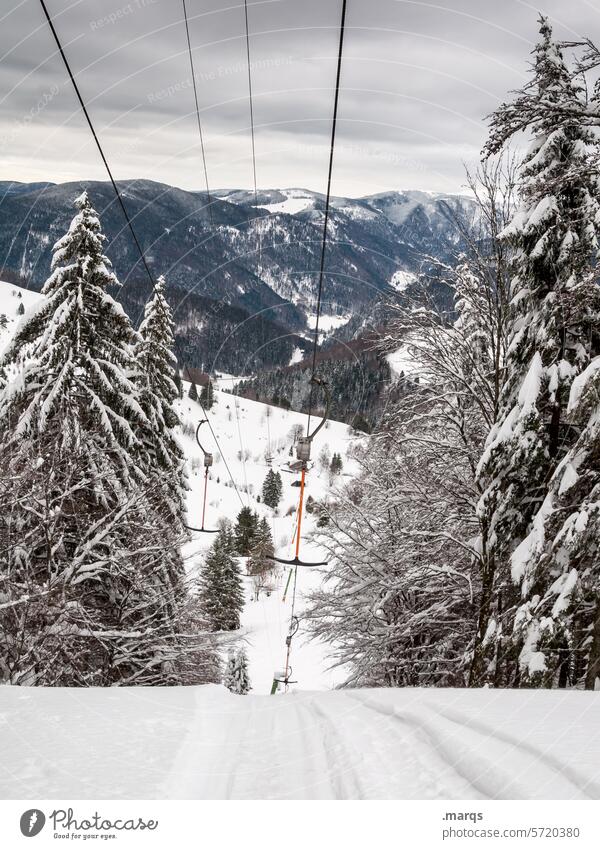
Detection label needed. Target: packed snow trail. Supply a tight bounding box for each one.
[1,686,599,800]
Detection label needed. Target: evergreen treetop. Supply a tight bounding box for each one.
[0,191,146,497]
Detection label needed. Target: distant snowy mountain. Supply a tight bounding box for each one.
[0,180,475,338]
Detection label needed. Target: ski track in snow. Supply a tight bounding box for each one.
[2,686,599,800]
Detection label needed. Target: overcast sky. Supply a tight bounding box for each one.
[1,0,599,196]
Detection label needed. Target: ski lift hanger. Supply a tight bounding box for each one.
[270,616,300,693]
[268,376,330,568]
[185,419,219,534]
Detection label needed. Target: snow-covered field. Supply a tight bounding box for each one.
[1,685,599,799]
[257,189,314,216]
[305,312,350,333]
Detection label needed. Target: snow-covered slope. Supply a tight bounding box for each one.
[177,378,358,694]
[0,281,41,352]
[0,280,356,694]
[1,684,599,799]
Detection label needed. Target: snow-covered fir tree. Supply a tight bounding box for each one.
[174,368,183,399]
[200,378,215,409]
[507,340,600,688]
[224,647,251,694]
[134,274,187,524]
[476,18,600,686]
[234,506,259,555]
[247,518,275,600]
[199,528,245,631]
[330,452,343,476]
[261,468,282,509]
[0,193,215,686]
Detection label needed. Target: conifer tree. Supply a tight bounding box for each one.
[0,193,204,686]
[248,518,275,599]
[234,506,259,555]
[330,452,343,475]
[0,191,145,495]
[199,529,245,631]
[174,369,183,399]
[224,647,251,694]
[188,381,198,402]
[262,469,282,509]
[200,378,215,409]
[274,470,282,502]
[476,18,600,685]
[508,345,600,688]
[134,275,187,524]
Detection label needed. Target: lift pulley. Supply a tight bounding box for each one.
[185,419,219,534]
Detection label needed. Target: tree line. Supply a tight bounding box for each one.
[307,19,600,691]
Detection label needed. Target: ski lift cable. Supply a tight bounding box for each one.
[273,0,347,568]
[306,0,347,434]
[185,419,220,533]
[179,0,262,521]
[270,0,347,695]
[243,0,262,271]
[196,390,246,510]
[37,2,246,517]
[182,0,250,512]
[232,386,251,505]
[38,0,156,293]
[181,0,214,226]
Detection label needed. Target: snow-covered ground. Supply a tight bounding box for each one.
[389,268,417,292]
[288,346,304,365]
[0,281,41,352]
[305,312,350,334]
[387,343,421,378]
[2,280,600,803]
[1,685,599,799]
[177,379,358,694]
[257,189,314,216]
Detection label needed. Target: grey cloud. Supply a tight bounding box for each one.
[1,0,599,194]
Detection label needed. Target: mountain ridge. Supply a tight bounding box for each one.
[0,179,473,329]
